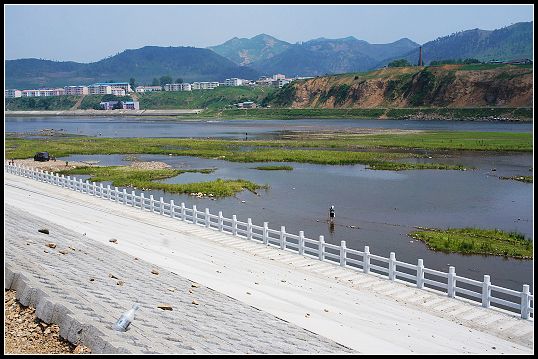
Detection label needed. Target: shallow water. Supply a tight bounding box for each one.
[5,116,533,139]
[61,152,533,292]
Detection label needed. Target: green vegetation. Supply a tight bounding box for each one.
[56,166,266,197]
[430,58,481,66]
[202,107,532,121]
[409,227,532,259]
[252,165,293,171]
[388,59,412,67]
[8,130,529,171]
[80,94,133,110]
[139,86,275,110]
[500,175,533,183]
[5,96,79,111]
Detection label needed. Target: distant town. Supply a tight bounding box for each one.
[4,74,312,110]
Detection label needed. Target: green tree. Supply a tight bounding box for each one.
[388,59,411,67]
[159,75,173,87]
[175,78,183,84]
[129,77,136,90]
[151,78,160,86]
[112,101,123,110]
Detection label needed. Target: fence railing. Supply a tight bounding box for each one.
[5,163,534,320]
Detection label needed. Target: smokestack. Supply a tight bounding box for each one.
[418,46,423,66]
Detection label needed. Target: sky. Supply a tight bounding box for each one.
[4,4,534,63]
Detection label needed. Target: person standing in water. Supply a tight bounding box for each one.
[329,205,335,222]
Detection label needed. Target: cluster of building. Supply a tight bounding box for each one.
[134,74,303,93]
[99,100,140,110]
[5,82,133,98]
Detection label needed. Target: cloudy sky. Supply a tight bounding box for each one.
[5,4,533,63]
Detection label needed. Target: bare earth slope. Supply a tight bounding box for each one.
[281,65,532,109]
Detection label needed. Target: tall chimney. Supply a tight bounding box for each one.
[418,46,423,66]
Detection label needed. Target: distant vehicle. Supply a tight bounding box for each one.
[34,152,50,162]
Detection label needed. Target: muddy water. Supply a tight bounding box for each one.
[62,152,533,293]
[5,116,533,139]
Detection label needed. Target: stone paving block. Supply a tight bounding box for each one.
[5,204,353,354]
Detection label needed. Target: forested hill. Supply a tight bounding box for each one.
[5,46,260,89]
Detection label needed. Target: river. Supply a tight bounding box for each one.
[5,116,534,296]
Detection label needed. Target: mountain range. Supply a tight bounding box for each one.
[5,22,532,89]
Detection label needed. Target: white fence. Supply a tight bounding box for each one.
[5,163,534,320]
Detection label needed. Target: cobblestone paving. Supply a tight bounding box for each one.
[5,204,353,354]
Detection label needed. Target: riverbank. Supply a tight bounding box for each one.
[4,107,533,121]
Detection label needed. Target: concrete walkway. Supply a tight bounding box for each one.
[4,173,534,354]
[5,205,351,354]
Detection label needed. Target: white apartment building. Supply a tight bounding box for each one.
[21,88,65,97]
[135,86,162,93]
[272,74,286,80]
[64,86,88,95]
[111,87,126,96]
[5,89,22,98]
[191,82,220,90]
[88,84,112,95]
[164,83,192,91]
[273,79,291,88]
[91,82,132,93]
[224,78,243,86]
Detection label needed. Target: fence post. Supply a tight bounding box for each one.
[160,197,164,215]
[416,259,424,289]
[318,236,325,261]
[80,179,84,193]
[299,231,305,255]
[263,222,269,245]
[150,195,155,212]
[447,266,456,298]
[192,205,197,224]
[66,176,71,189]
[98,183,103,197]
[389,252,396,280]
[280,226,286,250]
[92,182,96,196]
[247,218,252,240]
[106,185,111,199]
[218,212,224,232]
[340,241,347,267]
[520,284,530,319]
[205,208,210,228]
[132,191,136,207]
[181,202,186,221]
[363,246,370,274]
[140,192,145,210]
[170,200,175,218]
[482,275,491,308]
[232,215,237,236]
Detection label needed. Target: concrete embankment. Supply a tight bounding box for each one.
[5,109,203,117]
[4,172,534,354]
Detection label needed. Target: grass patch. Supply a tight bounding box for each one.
[409,227,532,259]
[252,165,293,171]
[7,131,530,171]
[499,175,533,183]
[56,166,266,197]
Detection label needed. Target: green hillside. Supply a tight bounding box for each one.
[138,86,275,110]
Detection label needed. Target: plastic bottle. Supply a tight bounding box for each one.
[113,303,140,332]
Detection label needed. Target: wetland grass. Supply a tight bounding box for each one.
[409,227,533,259]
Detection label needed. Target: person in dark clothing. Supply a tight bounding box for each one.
[329,205,335,222]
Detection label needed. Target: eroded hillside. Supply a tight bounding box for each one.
[268,65,532,109]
